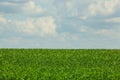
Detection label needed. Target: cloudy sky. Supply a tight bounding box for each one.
[0,0,120,48]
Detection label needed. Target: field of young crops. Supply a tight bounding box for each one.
[0,49,120,80]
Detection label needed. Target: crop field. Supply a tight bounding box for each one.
[0,49,120,80]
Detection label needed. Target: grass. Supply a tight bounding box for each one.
[0,49,120,80]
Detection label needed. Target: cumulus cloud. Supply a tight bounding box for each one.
[21,1,43,14]
[66,1,78,17]
[95,29,114,36]
[106,17,120,23]
[0,15,7,23]
[87,26,120,39]
[79,26,88,33]
[1,16,57,37]
[77,25,120,38]
[0,0,28,3]
[0,0,43,15]
[34,16,57,36]
[88,0,119,16]
[0,1,17,6]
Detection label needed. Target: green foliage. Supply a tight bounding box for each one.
[0,49,120,80]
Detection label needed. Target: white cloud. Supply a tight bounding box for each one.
[34,16,57,36]
[0,15,7,31]
[0,1,17,6]
[106,17,120,23]
[66,1,78,17]
[14,19,36,35]
[95,29,113,36]
[0,15,7,23]
[0,15,57,37]
[89,26,120,39]
[79,26,88,32]
[21,1,43,14]
[88,0,119,16]
[9,16,57,37]
[80,16,87,20]
[77,25,117,37]
[0,1,43,15]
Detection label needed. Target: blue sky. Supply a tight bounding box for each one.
[0,0,120,48]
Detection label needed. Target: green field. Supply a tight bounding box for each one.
[0,49,120,80]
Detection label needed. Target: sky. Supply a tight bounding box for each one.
[0,0,120,49]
